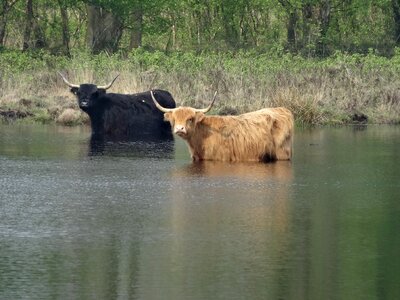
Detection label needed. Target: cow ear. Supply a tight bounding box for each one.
[70,87,78,95]
[195,112,205,123]
[164,112,172,122]
[97,88,106,94]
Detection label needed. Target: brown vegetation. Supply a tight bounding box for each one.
[1,59,399,125]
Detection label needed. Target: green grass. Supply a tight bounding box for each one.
[1,48,400,125]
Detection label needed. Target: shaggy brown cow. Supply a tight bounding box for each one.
[150,91,294,162]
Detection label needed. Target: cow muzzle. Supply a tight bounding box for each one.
[174,125,187,136]
[80,99,89,108]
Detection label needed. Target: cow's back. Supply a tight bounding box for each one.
[98,90,176,141]
[197,107,293,161]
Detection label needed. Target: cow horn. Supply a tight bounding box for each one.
[150,90,175,113]
[98,74,120,90]
[196,91,218,113]
[58,72,79,88]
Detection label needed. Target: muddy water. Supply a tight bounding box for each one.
[0,124,399,300]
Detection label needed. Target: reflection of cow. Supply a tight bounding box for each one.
[151,91,294,162]
[176,160,292,179]
[88,139,174,159]
[172,159,292,231]
[142,159,293,300]
[59,73,176,142]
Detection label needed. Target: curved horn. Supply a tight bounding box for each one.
[150,90,175,113]
[98,74,120,90]
[58,72,79,88]
[196,91,218,113]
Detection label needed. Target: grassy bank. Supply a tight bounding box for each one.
[1,49,400,126]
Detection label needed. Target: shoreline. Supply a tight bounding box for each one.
[1,50,400,126]
[0,106,386,127]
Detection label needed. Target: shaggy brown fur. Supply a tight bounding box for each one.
[163,106,294,162]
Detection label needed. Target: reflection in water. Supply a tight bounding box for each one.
[88,137,175,159]
[0,124,399,299]
[134,161,294,299]
[177,160,293,179]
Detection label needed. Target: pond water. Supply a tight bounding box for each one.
[0,123,399,300]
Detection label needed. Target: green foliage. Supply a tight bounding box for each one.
[32,109,53,124]
[0,49,70,74]
[1,0,400,56]
[2,47,400,79]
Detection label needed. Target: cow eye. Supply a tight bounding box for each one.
[187,118,194,124]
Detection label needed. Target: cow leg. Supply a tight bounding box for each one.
[276,136,292,160]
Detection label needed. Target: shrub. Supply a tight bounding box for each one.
[56,108,83,126]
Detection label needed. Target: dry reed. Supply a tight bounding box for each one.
[1,59,399,125]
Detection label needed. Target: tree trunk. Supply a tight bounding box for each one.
[86,4,122,54]
[301,3,313,56]
[287,10,298,52]
[392,0,400,44]
[0,16,6,46]
[0,0,19,46]
[0,1,8,46]
[22,0,33,50]
[317,0,331,57]
[129,5,142,49]
[33,14,46,48]
[221,4,239,48]
[278,1,298,53]
[58,0,70,55]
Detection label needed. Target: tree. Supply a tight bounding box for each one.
[392,0,400,45]
[86,4,122,54]
[22,0,46,50]
[58,0,70,55]
[22,0,33,50]
[129,2,143,49]
[316,0,331,56]
[0,0,19,46]
[278,0,300,52]
[0,0,398,56]
[221,1,240,48]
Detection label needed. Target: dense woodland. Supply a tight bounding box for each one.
[1,0,400,56]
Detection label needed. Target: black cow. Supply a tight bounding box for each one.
[59,72,176,142]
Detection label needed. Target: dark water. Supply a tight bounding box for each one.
[0,124,399,300]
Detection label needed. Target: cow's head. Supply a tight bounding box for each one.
[151,90,217,139]
[58,72,119,111]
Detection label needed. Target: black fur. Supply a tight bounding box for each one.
[70,84,176,142]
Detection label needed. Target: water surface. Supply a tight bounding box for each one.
[0,124,399,300]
